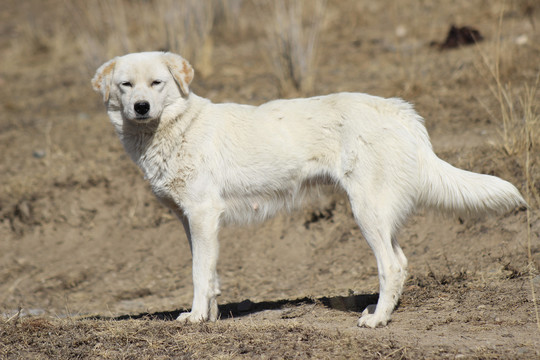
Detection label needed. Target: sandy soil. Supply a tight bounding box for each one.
[1,0,539,358]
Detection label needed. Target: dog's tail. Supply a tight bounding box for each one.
[417,149,526,215]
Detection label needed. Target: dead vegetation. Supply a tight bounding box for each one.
[0,317,413,359]
[1,0,539,358]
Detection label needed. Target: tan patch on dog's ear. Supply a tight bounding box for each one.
[163,53,194,96]
[91,58,117,102]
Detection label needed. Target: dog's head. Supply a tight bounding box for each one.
[91,52,194,123]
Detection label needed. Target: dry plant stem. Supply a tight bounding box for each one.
[5,308,21,324]
[261,0,326,95]
[475,4,518,156]
[65,0,216,75]
[493,8,510,154]
[475,2,540,331]
[522,81,540,332]
[44,120,52,169]
[527,169,539,332]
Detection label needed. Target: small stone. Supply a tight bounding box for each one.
[395,25,407,38]
[515,34,528,45]
[77,112,90,120]
[33,149,46,159]
[16,201,31,221]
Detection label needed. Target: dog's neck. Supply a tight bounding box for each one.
[108,92,208,184]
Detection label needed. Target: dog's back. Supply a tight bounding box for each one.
[196,92,524,227]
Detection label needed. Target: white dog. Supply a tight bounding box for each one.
[92,52,525,328]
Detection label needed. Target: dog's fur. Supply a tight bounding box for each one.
[92,52,525,328]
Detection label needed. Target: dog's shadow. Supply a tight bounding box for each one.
[98,293,379,321]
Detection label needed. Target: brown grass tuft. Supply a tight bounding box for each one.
[64,0,226,77]
[475,3,540,332]
[258,0,327,96]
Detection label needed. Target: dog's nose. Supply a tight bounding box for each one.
[134,101,150,115]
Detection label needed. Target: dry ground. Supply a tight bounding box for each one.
[1,0,539,358]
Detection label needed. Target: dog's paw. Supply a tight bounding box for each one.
[358,314,388,328]
[176,311,207,323]
[357,305,389,328]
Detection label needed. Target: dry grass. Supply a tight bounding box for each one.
[62,0,327,89]
[22,0,326,95]
[474,4,540,332]
[259,0,327,95]
[65,0,243,77]
[0,316,411,359]
[474,5,539,160]
[480,63,540,206]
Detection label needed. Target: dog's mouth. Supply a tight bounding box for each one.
[122,111,158,124]
[133,114,153,122]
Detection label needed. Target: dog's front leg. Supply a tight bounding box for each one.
[177,206,221,323]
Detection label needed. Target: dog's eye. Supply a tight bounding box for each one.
[120,82,132,88]
[151,80,163,86]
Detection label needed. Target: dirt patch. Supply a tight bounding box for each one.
[1,0,539,358]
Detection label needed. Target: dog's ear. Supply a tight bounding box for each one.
[163,52,194,96]
[92,58,117,102]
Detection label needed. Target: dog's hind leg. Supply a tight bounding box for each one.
[357,213,407,327]
[392,235,408,271]
[346,189,409,328]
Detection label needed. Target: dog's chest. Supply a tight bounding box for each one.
[128,133,194,198]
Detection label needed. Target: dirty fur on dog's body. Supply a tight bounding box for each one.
[92,52,525,328]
